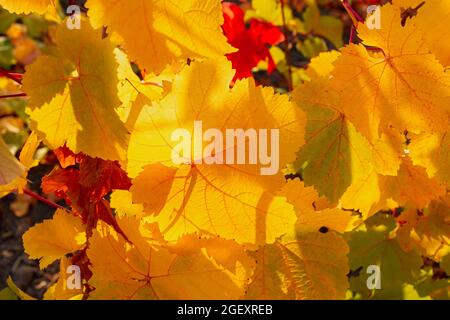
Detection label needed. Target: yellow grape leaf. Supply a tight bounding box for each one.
[44,256,84,300]
[115,49,167,130]
[87,218,254,300]
[18,131,40,170]
[383,157,446,209]
[0,136,24,185]
[133,165,298,245]
[292,78,374,204]
[279,179,358,233]
[278,179,329,214]
[339,167,386,219]
[0,0,55,15]
[408,132,450,186]
[295,208,358,234]
[110,190,144,218]
[339,129,405,218]
[305,50,340,79]
[0,131,41,197]
[23,209,86,269]
[246,232,349,300]
[332,3,450,141]
[129,58,305,244]
[393,0,450,66]
[293,50,402,207]
[347,214,423,299]
[86,0,234,74]
[396,199,450,259]
[245,243,292,300]
[22,22,129,161]
[131,163,177,215]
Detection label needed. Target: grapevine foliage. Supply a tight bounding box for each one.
[0,0,449,300]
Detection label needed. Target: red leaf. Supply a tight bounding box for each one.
[42,148,132,238]
[54,145,78,168]
[42,168,80,206]
[222,3,285,82]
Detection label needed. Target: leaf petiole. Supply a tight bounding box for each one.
[0,69,23,85]
[23,188,71,213]
[0,93,27,99]
[342,0,364,25]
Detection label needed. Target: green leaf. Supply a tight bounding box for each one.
[298,36,328,59]
[302,3,343,48]
[0,10,17,33]
[0,287,18,300]
[347,214,424,299]
[0,37,13,69]
[293,78,373,204]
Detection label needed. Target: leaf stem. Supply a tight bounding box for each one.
[280,0,293,91]
[349,25,356,44]
[0,93,27,99]
[23,188,70,212]
[0,68,23,85]
[342,0,364,25]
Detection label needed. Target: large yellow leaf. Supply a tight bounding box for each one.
[339,167,385,219]
[331,3,450,141]
[292,78,376,204]
[393,0,450,67]
[292,44,403,210]
[408,132,450,187]
[23,209,86,269]
[0,131,41,196]
[305,50,340,79]
[265,173,353,300]
[87,218,254,300]
[0,137,24,185]
[115,48,169,130]
[279,179,358,233]
[341,156,446,219]
[110,190,144,218]
[0,0,55,15]
[383,157,446,209]
[246,232,349,300]
[396,199,450,259]
[278,179,329,214]
[86,0,235,74]
[129,58,305,244]
[44,257,84,300]
[22,22,129,161]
